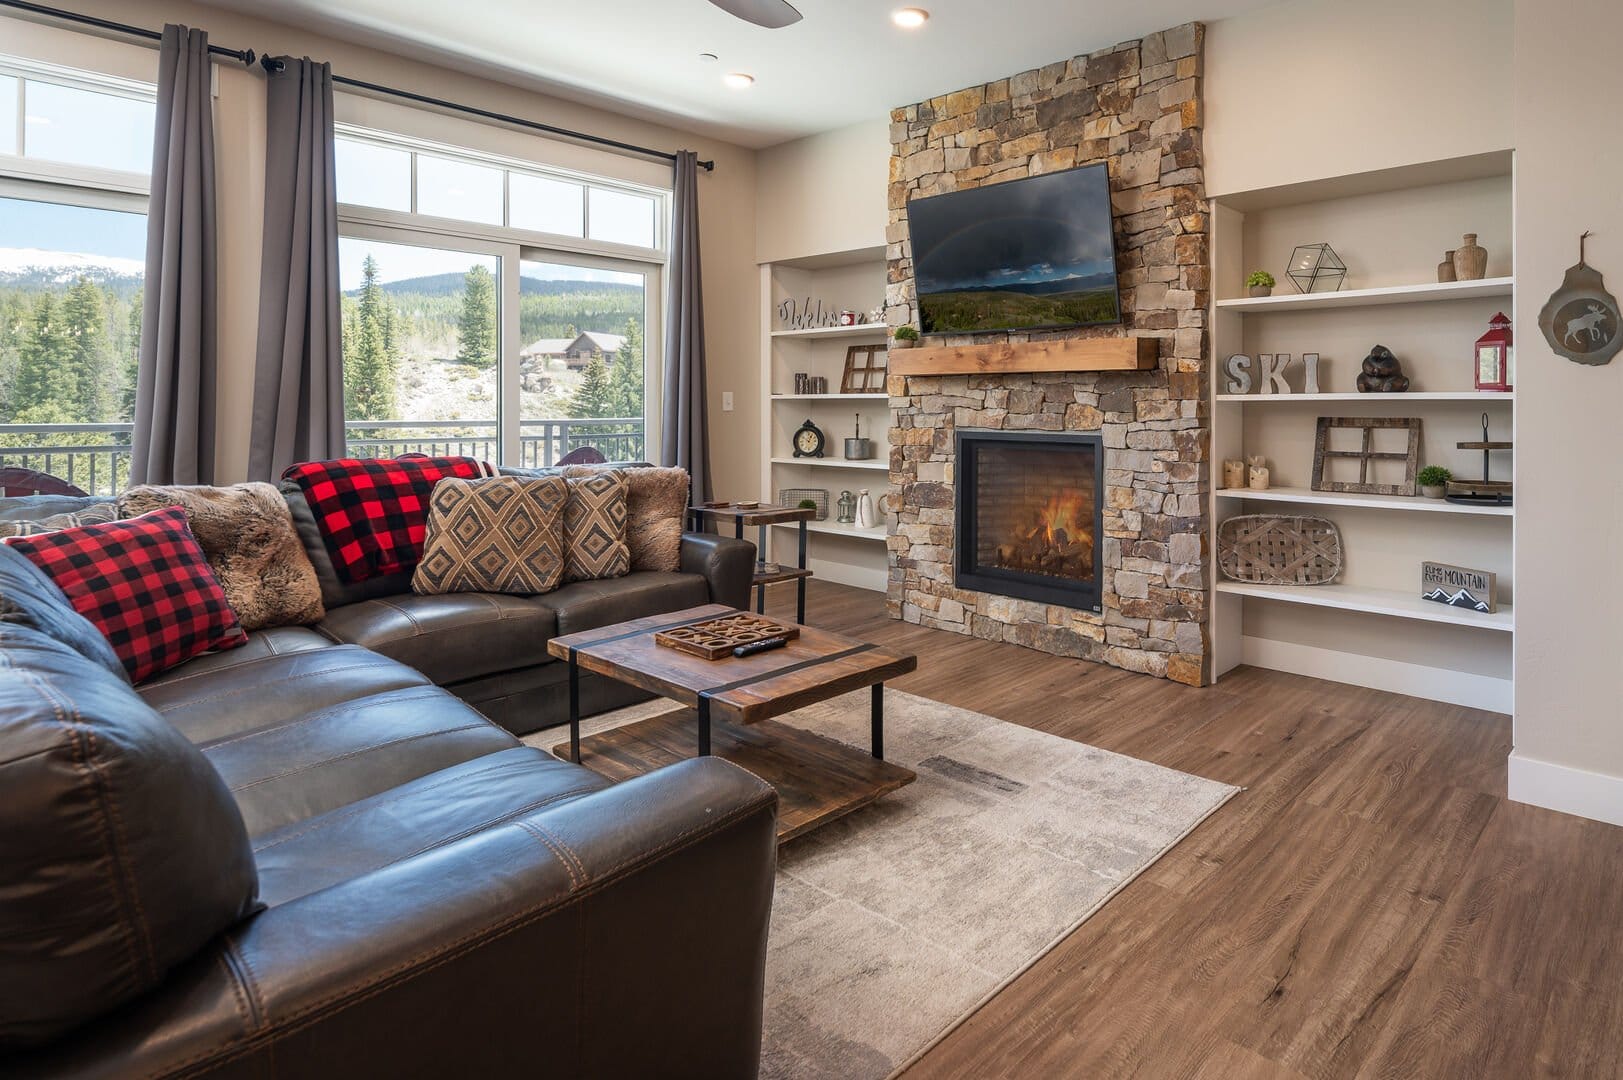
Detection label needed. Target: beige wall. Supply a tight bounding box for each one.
[2,1,759,499]
[1204,0,1512,198]
[754,118,889,265]
[1510,0,1623,822]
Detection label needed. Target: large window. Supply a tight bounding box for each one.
[0,58,152,494]
[334,127,665,467]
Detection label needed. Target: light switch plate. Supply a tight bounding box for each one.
[721,391,735,411]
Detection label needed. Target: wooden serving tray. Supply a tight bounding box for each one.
[656,613,800,660]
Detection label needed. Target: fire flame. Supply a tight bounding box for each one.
[1039,490,1088,546]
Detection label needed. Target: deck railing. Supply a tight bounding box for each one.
[0,418,645,495]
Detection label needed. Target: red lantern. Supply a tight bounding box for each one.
[1475,312,1513,392]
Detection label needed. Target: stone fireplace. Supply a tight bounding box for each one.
[956,430,1102,611]
[884,23,1210,687]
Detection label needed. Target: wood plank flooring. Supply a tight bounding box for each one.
[762,579,1623,1079]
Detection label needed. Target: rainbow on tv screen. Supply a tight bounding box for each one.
[906,162,1121,335]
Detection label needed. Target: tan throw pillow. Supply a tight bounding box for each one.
[563,469,630,583]
[565,465,688,573]
[118,483,325,632]
[412,475,568,595]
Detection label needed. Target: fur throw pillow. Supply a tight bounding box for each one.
[118,483,325,631]
[565,465,688,573]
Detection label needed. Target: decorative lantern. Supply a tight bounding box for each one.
[1474,312,1513,392]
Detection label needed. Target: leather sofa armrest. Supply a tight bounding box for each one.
[6,758,778,1080]
[680,532,756,610]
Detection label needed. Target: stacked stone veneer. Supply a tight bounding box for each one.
[884,23,1210,686]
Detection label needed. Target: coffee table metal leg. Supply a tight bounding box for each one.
[568,649,581,763]
[871,683,884,759]
[697,695,712,757]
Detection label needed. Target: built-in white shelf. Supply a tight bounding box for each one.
[1216,486,1513,517]
[771,393,888,401]
[770,456,889,472]
[1216,580,1513,633]
[771,519,887,542]
[769,323,890,340]
[1216,391,1514,404]
[1215,276,1513,313]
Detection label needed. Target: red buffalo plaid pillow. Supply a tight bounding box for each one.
[2,505,248,682]
[282,456,492,584]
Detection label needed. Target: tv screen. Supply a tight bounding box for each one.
[906,162,1121,335]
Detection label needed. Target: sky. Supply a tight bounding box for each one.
[0,197,146,261]
[907,163,1117,294]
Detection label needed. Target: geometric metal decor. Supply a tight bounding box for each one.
[1287,242,1346,294]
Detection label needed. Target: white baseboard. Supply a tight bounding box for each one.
[1236,635,1512,714]
[1508,752,1623,827]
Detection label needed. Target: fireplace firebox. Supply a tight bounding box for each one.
[955,430,1104,611]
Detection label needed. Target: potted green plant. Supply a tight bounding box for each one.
[892,325,919,349]
[796,498,818,511]
[1246,271,1276,298]
[1418,465,1452,499]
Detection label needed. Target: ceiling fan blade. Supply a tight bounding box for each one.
[707,0,803,29]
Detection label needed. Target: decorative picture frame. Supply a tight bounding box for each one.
[840,344,888,393]
[1311,416,1422,496]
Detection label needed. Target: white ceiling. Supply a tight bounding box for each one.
[195,0,1272,149]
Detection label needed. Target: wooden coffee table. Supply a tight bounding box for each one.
[546,604,918,842]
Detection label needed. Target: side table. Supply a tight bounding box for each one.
[688,503,815,624]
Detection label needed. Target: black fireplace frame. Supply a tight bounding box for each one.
[954,429,1105,612]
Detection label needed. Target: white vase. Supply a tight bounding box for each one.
[855,489,875,529]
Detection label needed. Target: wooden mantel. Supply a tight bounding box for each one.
[888,336,1159,377]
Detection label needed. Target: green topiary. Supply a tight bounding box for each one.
[1418,465,1452,487]
[797,499,818,510]
[1246,270,1276,288]
[892,325,919,341]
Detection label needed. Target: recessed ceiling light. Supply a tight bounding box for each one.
[699,52,718,62]
[892,7,929,28]
[724,72,755,90]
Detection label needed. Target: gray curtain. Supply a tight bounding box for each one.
[247,57,343,481]
[131,25,216,485]
[661,150,712,502]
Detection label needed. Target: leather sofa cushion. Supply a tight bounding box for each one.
[200,682,518,837]
[251,746,606,906]
[0,542,127,682]
[316,592,557,684]
[139,643,429,746]
[139,625,334,692]
[0,621,259,1049]
[537,571,709,636]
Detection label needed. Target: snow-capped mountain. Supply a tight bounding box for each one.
[0,248,145,289]
[1421,587,1492,613]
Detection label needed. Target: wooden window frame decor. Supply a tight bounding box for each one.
[840,344,887,393]
[1311,416,1423,496]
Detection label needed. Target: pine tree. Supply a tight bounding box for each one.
[13,294,73,416]
[62,276,109,421]
[345,255,398,421]
[568,353,615,419]
[456,265,497,367]
[609,316,644,419]
[120,286,144,423]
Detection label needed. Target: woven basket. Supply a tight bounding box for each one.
[1217,515,1343,585]
[778,487,830,521]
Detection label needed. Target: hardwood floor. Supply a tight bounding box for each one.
[762,579,1623,1079]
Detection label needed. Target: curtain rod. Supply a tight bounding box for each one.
[0,0,714,172]
[0,0,256,63]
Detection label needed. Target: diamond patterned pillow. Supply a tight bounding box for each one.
[411,475,568,595]
[562,469,630,583]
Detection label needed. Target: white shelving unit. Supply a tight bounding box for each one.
[1215,276,1513,313]
[760,247,891,592]
[1209,152,1516,714]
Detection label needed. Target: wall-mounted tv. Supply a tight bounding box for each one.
[906,162,1121,335]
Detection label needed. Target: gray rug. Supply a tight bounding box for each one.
[526,690,1238,1079]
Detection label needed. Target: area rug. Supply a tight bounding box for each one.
[524,690,1238,1079]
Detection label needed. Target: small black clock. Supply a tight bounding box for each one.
[792,418,826,458]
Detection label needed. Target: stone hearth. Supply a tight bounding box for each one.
[884,23,1210,686]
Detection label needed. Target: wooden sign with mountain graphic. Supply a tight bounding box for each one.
[1420,561,1497,614]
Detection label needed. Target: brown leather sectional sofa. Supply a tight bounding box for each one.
[0,490,777,1077]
